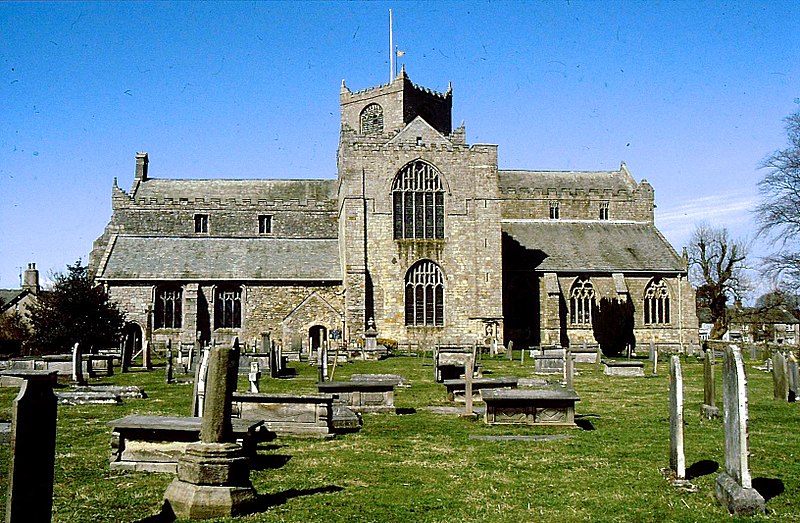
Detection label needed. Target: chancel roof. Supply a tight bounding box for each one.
[502,221,685,273]
[131,178,338,203]
[97,236,342,282]
[498,169,636,194]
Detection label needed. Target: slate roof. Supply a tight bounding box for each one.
[0,289,25,310]
[97,237,342,281]
[502,221,685,273]
[498,169,635,194]
[131,178,338,202]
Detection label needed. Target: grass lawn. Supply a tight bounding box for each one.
[0,351,797,522]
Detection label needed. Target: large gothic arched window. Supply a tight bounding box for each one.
[570,277,595,325]
[644,278,670,325]
[405,260,444,326]
[392,160,445,240]
[155,285,182,329]
[360,103,384,134]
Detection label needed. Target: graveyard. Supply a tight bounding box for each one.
[0,348,798,522]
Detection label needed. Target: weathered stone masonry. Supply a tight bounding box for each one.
[90,68,698,354]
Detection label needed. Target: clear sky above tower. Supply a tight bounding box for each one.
[1,1,797,290]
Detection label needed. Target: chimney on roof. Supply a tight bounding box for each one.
[22,263,39,294]
[135,152,149,181]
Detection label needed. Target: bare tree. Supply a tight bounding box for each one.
[757,107,800,282]
[686,224,749,339]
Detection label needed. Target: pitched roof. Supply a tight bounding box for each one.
[131,178,338,202]
[97,237,342,282]
[502,221,685,273]
[0,289,26,311]
[498,169,636,194]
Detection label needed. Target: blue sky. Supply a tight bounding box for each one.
[1,1,797,293]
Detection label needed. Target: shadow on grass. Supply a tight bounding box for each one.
[396,407,416,415]
[251,453,292,470]
[685,459,719,480]
[574,414,598,431]
[132,485,345,523]
[753,477,785,501]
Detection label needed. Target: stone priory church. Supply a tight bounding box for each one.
[89,69,699,355]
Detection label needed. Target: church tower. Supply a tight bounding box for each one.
[337,70,503,348]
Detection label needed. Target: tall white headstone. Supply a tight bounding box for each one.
[669,356,685,479]
[715,345,765,515]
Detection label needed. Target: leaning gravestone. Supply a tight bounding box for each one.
[72,342,86,386]
[702,348,720,419]
[788,352,799,402]
[669,356,685,479]
[773,351,789,401]
[191,346,211,417]
[164,338,257,518]
[715,345,766,515]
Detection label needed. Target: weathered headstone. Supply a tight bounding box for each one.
[318,344,328,382]
[669,356,685,479]
[463,356,474,418]
[4,370,58,523]
[773,351,789,401]
[249,362,261,393]
[649,342,656,362]
[652,347,659,376]
[507,340,514,361]
[165,340,175,384]
[715,345,766,515]
[702,348,720,419]
[191,346,211,417]
[596,345,602,366]
[565,350,574,389]
[164,338,257,518]
[788,352,799,402]
[71,342,86,385]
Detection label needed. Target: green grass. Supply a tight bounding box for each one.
[0,352,797,522]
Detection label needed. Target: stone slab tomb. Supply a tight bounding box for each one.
[232,392,340,437]
[715,345,766,515]
[602,359,645,377]
[483,387,579,426]
[317,380,396,414]
[434,346,479,382]
[442,376,518,404]
[109,415,273,473]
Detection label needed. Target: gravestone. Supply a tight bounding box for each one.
[507,340,514,361]
[715,345,766,515]
[4,370,58,523]
[191,347,211,417]
[669,356,685,479]
[649,343,655,362]
[652,347,659,376]
[596,345,603,366]
[702,348,720,419]
[565,350,574,389]
[773,351,789,401]
[788,352,799,402]
[164,338,257,518]
[248,362,261,393]
[165,340,175,384]
[318,344,328,382]
[463,356,474,418]
[71,343,86,386]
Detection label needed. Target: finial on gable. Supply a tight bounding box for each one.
[341,79,350,94]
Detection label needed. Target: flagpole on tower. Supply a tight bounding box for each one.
[389,9,394,82]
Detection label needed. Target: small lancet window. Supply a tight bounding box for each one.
[550,201,560,220]
[599,201,609,220]
[258,215,272,234]
[194,214,208,234]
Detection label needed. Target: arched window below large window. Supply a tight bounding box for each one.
[155,286,182,329]
[392,160,445,240]
[215,286,242,329]
[570,277,595,325]
[644,278,670,325]
[405,260,444,326]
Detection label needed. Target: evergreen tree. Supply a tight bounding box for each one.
[27,261,125,354]
[591,297,635,357]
